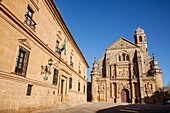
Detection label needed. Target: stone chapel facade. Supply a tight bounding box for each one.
[91,27,163,103]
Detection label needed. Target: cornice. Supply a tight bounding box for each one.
[0,2,87,81]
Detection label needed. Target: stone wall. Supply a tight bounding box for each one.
[0,0,88,112]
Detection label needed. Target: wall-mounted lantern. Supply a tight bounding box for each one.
[41,58,53,75]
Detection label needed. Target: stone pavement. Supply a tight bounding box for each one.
[32,102,170,113]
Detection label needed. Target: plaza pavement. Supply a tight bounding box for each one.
[32,102,170,113]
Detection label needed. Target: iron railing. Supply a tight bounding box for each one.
[25,14,36,30]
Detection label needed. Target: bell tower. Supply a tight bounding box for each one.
[134,27,148,59]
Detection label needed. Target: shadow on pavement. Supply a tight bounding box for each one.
[96,104,170,113]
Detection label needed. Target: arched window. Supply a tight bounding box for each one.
[126,55,129,61]
[122,53,126,61]
[134,36,137,44]
[119,55,121,61]
[139,36,142,42]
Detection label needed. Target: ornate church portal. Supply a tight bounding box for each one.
[121,89,129,103]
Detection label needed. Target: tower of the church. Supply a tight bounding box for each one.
[150,54,163,90]
[134,27,148,58]
[91,57,100,102]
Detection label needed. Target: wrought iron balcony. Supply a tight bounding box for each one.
[25,14,36,30]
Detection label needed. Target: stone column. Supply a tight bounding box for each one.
[111,83,114,98]
[137,51,145,103]
[91,75,98,102]
[132,82,136,103]
[106,79,110,102]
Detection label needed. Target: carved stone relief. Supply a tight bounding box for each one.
[117,68,129,77]
[98,82,106,93]
[118,82,130,94]
[111,65,116,79]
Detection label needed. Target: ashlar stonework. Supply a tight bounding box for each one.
[91,27,163,104]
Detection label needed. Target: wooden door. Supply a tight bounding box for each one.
[121,89,127,103]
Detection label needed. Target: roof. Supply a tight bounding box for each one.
[107,38,139,50]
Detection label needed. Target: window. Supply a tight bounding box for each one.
[53,69,59,85]
[150,84,153,90]
[134,36,137,44]
[84,68,86,79]
[139,36,142,42]
[122,53,126,61]
[69,77,72,89]
[126,55,129,61]
[119,55,121,61]
[26,84,33,96]
[119,53,130,61]
[78,82,80,91]
[78,65,81,74]
[55,40,61,54]
[15,47,30,76]
[25,6,36,30]
[70,56,73,67]
[78,61,81,74]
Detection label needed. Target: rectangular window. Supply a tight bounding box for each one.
[26,84,33,96]
[78,66,81,74]
[15,47,29,76]
[55,40,60,54]
[53,69,59,85]
[70,56,74,67]
[78,82,80,92]
[69,77,72,89]
[25,6,36,30]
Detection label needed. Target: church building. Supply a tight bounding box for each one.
[91,27,163,103]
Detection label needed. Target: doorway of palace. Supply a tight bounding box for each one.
[121,89,130,103]
[60,79,66,102]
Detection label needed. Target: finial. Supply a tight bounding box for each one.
[94,57,96,63]
[92,57,98,70]
[152,53,155,60]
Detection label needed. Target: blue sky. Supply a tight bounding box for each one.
[54,0,170,86]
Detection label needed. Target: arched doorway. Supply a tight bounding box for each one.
[121,89,130,103]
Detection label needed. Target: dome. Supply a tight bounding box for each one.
[135,27,145,34]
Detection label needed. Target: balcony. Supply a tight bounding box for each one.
[25,14,36,30]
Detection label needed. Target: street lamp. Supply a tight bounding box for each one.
[41,58,53,75]
[48,58,53,66]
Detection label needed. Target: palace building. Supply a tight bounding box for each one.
[0,0,88,112]
[91,27,163,103]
